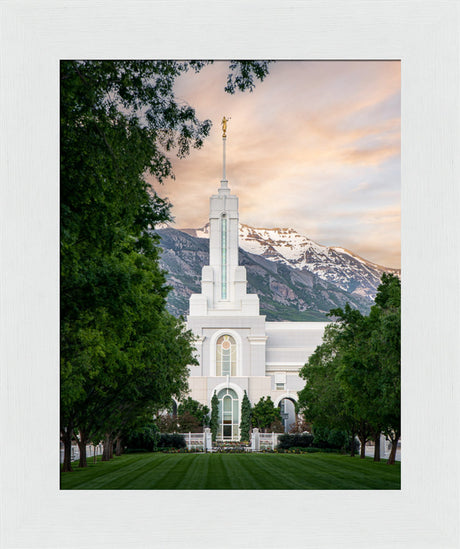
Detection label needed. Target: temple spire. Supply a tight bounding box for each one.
[219,116,230,194]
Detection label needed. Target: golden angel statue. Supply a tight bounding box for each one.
[222,116,230,137]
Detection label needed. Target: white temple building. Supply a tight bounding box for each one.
[185,119,326,439]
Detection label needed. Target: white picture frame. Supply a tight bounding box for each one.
[1,1,458,547]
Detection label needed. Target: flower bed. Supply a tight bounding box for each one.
[157,447,203,453]
[211,441,250,453]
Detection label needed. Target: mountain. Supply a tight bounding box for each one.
[156,225,399,321]
[182,223,400,301]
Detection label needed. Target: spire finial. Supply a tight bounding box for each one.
[222,116,230,138]
[220,116,231,193]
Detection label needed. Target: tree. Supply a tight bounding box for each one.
[239,391,252,441]
[60,60,271,470]
[210,392,219,442]
[368,274,401,464]
[298,273,400,463]
[251,396,282,432]
[298,320,359,457]
[177,397,210,428]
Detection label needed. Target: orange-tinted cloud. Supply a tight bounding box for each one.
[152,61,400,268]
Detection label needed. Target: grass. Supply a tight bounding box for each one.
[61,452,400,490]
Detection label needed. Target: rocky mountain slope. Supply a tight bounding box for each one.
[156,225,399,321]
[183,223,400,301]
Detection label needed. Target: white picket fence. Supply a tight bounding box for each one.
[61,431,283,460]
[176,429,282,452]
[258,432,281,450]
[177,432,206,450]
[60,443,104,464]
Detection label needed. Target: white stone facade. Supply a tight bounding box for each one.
[185,137,326,438]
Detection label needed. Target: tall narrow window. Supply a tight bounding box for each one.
[216,335,236,376]
[221,216,227,299]
[217,388,239,440]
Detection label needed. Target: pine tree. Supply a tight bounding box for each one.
[240,391,252,442]
[210,392,219,442]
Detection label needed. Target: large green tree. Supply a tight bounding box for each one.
[298,274,401,463]
[367,274,401,463]
[60,60,270,471]
[298,320,360,457]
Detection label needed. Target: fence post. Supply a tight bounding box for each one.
[252,428,260,452]
[204,428,211,453]
[272,432,275,450]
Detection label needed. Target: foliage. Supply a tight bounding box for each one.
[224,61,270,94]
[60,60,271,470]
[298,274,401,462]
[210,391,219,442]
[267,419,285,433]
[239,391,252,441]
[177,411,203,433]
[311,426,357,451]
[288,417,312,433]
[177,397,210,426]
[251,396,282,431]
[277,433,314,449]
[154,414,179,433]
[157,433,186,449]
[124,423,159,452]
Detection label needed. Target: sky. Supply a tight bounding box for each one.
[150,61,400,269]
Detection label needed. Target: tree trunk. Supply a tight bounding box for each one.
[115,436,122,456]
[358,435,366,459]
[77,430,88,468]
[93,444,97,464]
[61,426,73,472]
[109,436,114,459]
[77,439,87,467]
[373,430,381,462]
[102,434,111,461]
[387,432,400,465]
[350,432,356,457]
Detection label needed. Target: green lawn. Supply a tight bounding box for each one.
[61,452,400,490]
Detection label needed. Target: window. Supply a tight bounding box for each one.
[275,374,286,391]
[217,388,239,440]
[216,335,236,376]
[221,215,227,299]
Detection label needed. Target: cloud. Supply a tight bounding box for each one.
[152,61,400,268]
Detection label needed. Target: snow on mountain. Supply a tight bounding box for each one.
[180,223,400,300]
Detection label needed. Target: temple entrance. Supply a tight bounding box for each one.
[217,388,239,440]
[279,398,297,432]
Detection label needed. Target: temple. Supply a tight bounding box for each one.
[185,119,327,439]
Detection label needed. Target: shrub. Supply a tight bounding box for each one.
[288,417,312,433]
[157,433,186,450]
[312,426,350,450]
[277,433,314,449]
[177,397,210,426]
[154,414,179,433]
[124,423,159,452]
[177,411,203,433]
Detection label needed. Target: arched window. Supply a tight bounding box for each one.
[216,335,236,376]
[217,388,239,440]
